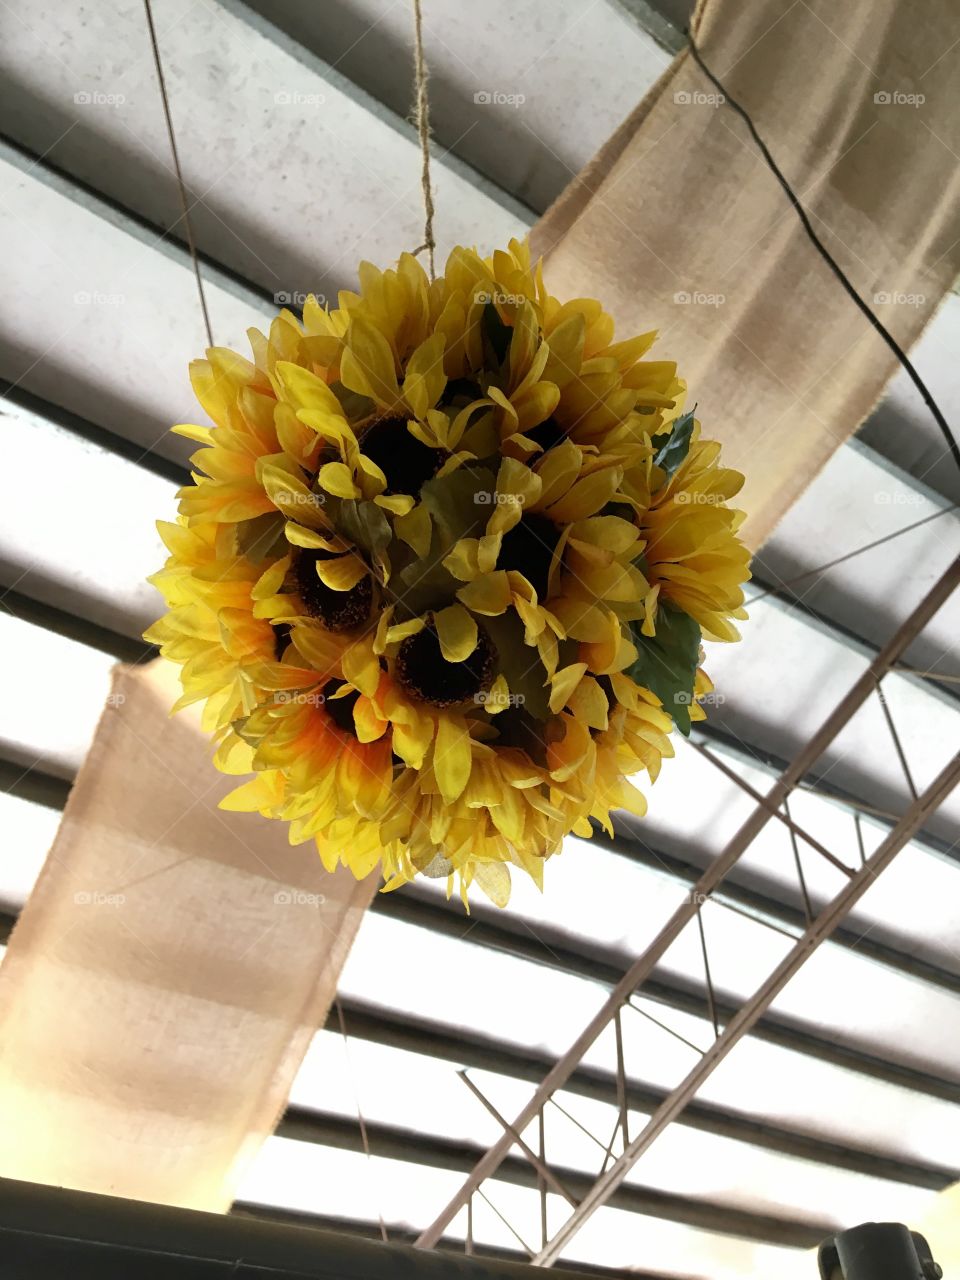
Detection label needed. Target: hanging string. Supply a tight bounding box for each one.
[744,503,958,607]
[143,0,214,348]
[410,0,437,279]
[686,32,960,479]
[334,998,389,1244]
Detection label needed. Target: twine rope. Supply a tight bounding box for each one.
[411,0,437,279]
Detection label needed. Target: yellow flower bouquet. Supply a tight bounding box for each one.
[147,240,750,906]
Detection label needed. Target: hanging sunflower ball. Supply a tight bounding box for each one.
[146,240,751,906]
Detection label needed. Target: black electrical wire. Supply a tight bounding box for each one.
[686,31,960,479]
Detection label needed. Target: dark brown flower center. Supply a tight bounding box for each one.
[360,416,447,496]
[395,618,496,708]
[322,679,361,736]
[295,550,372,632]
[497,514,561,601]
[524,416,569,453]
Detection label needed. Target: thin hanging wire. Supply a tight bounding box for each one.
[335,999,389,1243]
[687,32,960,478]
[685,33,960,612]
[143,0,214,348]
[410,0,437,279]
[744,505,958,608]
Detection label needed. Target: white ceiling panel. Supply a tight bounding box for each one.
[0,0,525,300]
[0,613,114,778]
[234,0,672,213]
[0,152,264,468]
[0,398,173,636]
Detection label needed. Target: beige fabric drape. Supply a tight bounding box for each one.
[0,660,375,1209]
[533,0,960,547]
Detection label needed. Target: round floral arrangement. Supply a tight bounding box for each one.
[147,239,750,906]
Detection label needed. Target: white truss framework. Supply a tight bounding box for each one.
[415,556,960,1265]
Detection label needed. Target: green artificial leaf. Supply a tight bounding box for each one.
[391,465,496,614]
[483,612,551,721]
[481,302,512,367]
[626,602,701,736]
[234,512,287,562]
[338,499,391,561]
[650,409,695,482]
[420,464,495,549]
[329,380,374,422]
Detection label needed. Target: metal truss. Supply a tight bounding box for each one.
[415,555,960,1264]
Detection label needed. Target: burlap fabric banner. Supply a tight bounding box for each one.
[0,661,375,1209]
[533,0,960,546]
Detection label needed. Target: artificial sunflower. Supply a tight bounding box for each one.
[147,239,750,905]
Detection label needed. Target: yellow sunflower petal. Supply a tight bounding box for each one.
[434,604,479,662]
[318,461,361,500]
[434,715,472,804]
[315,554,368,592]
[341,314,402,407]
[457,571,512,616]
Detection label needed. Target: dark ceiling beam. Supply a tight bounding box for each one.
[272,1108,831,1250]
[232,1204,684,1280]
[330,997,956,1192]
[0,588,155,665]
[376,889,960,1106]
